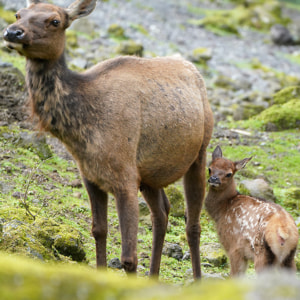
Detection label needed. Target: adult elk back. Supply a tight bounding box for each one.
[205,146,298,276]
[3,0,214,279]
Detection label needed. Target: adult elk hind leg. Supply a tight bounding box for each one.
[183,146,208,279]
[141,185,170,276]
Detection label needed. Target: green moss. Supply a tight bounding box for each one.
[285,53,300,66]
[130,24,149,36]
[0,7,16,24]
[249,59,300,87]
[273,86,300,105]
[0,49,26,75]
[108,24,126,38]
[296,252,300,271]
[165,185,185,217]
[66,30,79,49]
[190,14,240,36]
[116,40,144,56]
[255,99,300,130]
[190,1,289,36]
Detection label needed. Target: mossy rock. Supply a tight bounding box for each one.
[108,24,126,38]
[189,47,212,64]
[201,243,228,267]
[0,219,56,261]
[0,211,86,262]
[14,131,53,160]
[273,86,300,105]
[116,40,144,57]
[192,1,289,36]
[233,103,266,120]
[254,98,300,130]
[165,185,185,217]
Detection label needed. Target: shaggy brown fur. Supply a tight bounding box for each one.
[3,0,214,279]
[205,146,299,276]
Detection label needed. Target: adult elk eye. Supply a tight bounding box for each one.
[226,173,232,178]
[51,19,60,27]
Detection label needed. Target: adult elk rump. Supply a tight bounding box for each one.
[3,0,213,279]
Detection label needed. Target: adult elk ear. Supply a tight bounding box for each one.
[27,0,42,7]
[212,145,223,161]
[235,157,252,171]
[66,0,97,26]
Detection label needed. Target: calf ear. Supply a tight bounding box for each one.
[212,145,223,161]
[66,0,97,25]
[235,157,252,171]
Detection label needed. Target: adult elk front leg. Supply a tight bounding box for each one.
[83,178,108,267]
[115,185,139,273]
[141,185,170,277]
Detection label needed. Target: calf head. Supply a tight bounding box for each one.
[208,146,252,190]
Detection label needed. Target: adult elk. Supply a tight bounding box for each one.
[205,146,298,276]
[3,0,213,279]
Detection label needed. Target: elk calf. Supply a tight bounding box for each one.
[3,0,214,279]
[205,146,299,276]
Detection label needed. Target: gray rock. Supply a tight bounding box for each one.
[70,57,88,70]
[138,198,150,217]
[270,24,294,45]
[69,179,83,188]
[162,242,183,261]
[1,0,23,11]
[108,257,123,269]
[240,178,276,202]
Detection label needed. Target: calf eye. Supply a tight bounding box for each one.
[15,14,20,20]
[226,173,232,178]
[208,168,211,175]
[51,19,60,27]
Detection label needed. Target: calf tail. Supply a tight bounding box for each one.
[264,212,298,265]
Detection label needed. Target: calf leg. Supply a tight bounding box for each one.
[282,248,297,271]
[141,184,170,277]
[229,249,248,276]
[254,241,275,272]
[115,186,139,273]
[183,150,207,279]
[83,178,108,267]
